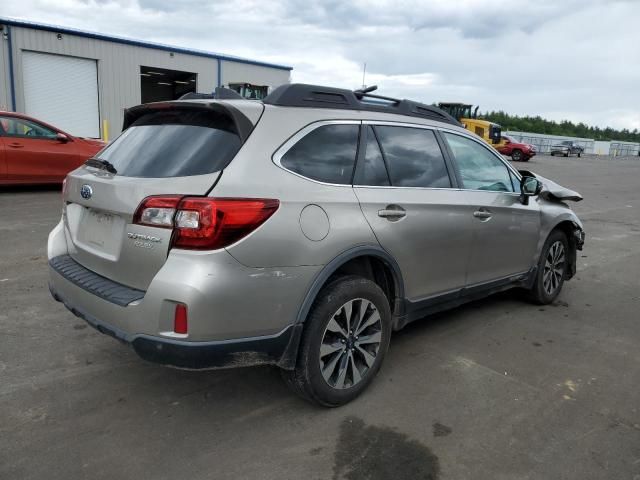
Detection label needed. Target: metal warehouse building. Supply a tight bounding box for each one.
[0,18,292,139]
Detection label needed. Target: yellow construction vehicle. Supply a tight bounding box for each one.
[437,103,503,146]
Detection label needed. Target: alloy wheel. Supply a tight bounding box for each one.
[543,241,565,295]
[319,298,383,390]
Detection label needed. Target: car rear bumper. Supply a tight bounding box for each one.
[47,220,318,369]
[49,282,302,369]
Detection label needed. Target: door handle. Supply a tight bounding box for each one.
[8,143,24,148]
[378,206,406,220]
[473,209,492,219]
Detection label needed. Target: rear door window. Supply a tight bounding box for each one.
[280,124,359,185]
[374,126,452,188]
[95,109,242,178]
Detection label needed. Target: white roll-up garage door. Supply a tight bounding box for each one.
[22,51,100,138]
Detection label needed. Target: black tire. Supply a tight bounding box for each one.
[550,152,555,156]
[527,230,569,304]
[564,151,569,157]
[578,152,581,158]
[511,149,523,162]
[281,276,392,407]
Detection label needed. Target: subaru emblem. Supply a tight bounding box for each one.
[80,184,93,200]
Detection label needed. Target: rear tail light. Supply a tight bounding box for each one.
[133,195,182,228]
[174,303,188,334]
[133,196,279,250]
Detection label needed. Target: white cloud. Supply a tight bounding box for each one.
[2,0,638,130]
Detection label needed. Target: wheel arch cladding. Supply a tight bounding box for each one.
[550,220,582,280]
[295,246,405,326]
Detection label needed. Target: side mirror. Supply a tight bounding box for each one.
[520,176,542,205]
[56,133,69,143]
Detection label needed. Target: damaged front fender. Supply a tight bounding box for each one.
[519,170,583,202]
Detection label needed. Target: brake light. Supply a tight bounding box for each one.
[133,196,279,250]
[173,197,279,250]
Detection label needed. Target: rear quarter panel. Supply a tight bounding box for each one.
[215,107,382,268]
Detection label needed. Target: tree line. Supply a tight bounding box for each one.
[481,111,640,143]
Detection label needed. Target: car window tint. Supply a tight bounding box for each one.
[374,126,451,188]
[0,117,56,138]
[97,109,242,178]
[281,124,359,184]
[443,132,515,192]
[354,126,390,186]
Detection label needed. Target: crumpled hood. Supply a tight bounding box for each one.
[520,170,583,202]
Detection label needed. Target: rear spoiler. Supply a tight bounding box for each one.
[122,101,257,143]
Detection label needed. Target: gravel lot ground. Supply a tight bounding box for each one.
[1,154,639,480]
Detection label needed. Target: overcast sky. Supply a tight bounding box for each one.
[5,0,639,130]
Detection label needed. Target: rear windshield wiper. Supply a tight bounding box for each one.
[85,158,117,174]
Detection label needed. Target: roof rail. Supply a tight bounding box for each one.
[263,83,462,126]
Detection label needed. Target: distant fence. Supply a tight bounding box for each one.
[505,131,639,156]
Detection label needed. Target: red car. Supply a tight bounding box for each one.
[497,135,537,162]
[0,111,105,185]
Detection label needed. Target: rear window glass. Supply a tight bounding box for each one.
[280,124,359,184]
[95,109,242,178]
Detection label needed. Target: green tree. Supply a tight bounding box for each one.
[481,111,640,143]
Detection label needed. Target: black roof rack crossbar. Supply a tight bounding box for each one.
[354,85,399,104]
[263,83,462,126]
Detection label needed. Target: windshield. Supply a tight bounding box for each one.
[94,109,242,178]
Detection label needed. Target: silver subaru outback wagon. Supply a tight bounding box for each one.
[48,84,585,406]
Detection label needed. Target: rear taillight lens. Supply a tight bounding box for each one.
[133,195,182,228]
[133,196,279,250]
[172,197,279,250]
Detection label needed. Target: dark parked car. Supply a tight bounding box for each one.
[550,141,584,157]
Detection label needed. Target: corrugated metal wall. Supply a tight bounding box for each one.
[222,61,290,91]
[1,24,290,138]
[0,26,13,110]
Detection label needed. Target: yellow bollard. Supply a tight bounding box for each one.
[102,120,109,142]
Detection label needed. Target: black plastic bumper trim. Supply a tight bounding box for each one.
[49,283,300,370]
[49,255,145,306]
[132,326,296,370]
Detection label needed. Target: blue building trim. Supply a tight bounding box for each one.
[0,17,293,72]
[6,24,17,110]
